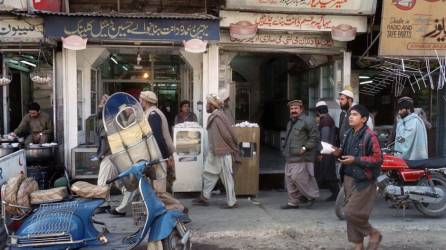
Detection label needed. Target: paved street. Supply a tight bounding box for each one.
[95,190,446,249]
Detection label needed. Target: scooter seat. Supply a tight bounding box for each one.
[30,187,68,204]
[71,181,109,199]
[405,156,446,169]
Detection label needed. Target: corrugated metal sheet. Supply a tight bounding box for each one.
[31,10,219,20]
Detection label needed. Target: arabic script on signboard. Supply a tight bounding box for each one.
[0,19,43,42]
[0,24,38,36]
[256,0,349,9]
[63,18,210,39]
[255,14,332,30]
[223,32,337,48]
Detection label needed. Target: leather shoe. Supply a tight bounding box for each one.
[108,208,126,217]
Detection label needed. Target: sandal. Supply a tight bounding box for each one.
[221,203,239,209]
[192,197,209,206]
[366,234,382,250]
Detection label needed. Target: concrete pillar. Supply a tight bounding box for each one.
[62,48,78,170]
[180,49,203,125]
[342,51,351,88]
[2,58,9,133]
[219,51,237,121]
[202,44,219,126]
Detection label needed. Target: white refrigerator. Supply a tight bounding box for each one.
[172,127,204,192]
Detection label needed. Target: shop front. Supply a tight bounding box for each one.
[40,12,220,181]
[0,14,59,186]
[218,1,375,179]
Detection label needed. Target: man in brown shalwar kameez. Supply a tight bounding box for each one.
[11,102,52,144]
[333,104,383,250]
[281,100,320,209]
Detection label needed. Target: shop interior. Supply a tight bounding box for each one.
[77,46,194,144]
[227,52,344,179]
[74,46,199,179]
[1,50,53,135]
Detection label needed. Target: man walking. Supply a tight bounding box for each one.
[281,100,320,209]
[338,89,373,145]
[333,104,383,250]
[140,91,176,193]
[395,96,428,160]
[193,94,239,208]
[95,95,135,217]
[315,101,339,201]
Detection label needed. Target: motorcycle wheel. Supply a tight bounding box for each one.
[335,186,346,220]
[415,173,446,218]
[162,223,192,250]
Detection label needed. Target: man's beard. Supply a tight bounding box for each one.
[340,103,350,110]
[400,111,409,119]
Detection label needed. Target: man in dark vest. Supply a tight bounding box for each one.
[281,99,320,209]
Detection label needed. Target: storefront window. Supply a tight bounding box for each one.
[175,130,201,162]
[321,64,334,99]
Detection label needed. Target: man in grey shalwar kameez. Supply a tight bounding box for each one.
[281,100,320,209]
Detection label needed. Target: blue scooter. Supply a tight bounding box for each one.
[4,159,191,250]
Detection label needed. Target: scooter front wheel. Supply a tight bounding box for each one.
[162,222,192,250]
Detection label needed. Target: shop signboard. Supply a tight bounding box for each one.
[379,0,446,56]
[220,10,367,33]
[225,0,377,15]
[0,18,44,42]
[0,0,27,11]
[220,31,345,49]
[44,16,220,41]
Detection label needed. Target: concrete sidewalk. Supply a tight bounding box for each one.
[94,189,446,249]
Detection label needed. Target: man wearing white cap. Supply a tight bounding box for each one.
[315,100,339,201]
[338,90,373,145]
[193,94,240,208]
[140,90,176,193]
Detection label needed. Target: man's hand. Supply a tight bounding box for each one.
[331,146,342,157]
[339,155,355,165]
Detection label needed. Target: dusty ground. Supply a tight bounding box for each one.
[3,190,446,249]
[96,190,446,249]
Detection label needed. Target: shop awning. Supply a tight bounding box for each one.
[34,10,220,42]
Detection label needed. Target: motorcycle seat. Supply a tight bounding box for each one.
[405,156,446,169]
[71,181,109,199]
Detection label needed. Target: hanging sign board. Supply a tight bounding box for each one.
[0,18,44,43]
[379,0,446,56]
[44,16,220,41]
[220,10,367,33]
[225,0,377,15]
[220,31,345,49]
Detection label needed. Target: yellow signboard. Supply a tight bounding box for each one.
[379,0,446,56]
